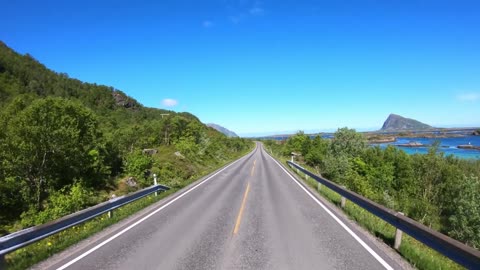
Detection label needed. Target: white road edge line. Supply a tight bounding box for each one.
[56,148,255,270]
[266,150,394,270]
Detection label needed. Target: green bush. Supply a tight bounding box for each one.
[124,151,153,187]
[20,182,94,227]
[264,128,480,249]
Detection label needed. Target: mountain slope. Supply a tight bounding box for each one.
[381,114,432,131]
[0,41,142,110]
[0,41,251,234]
[207,123,238,137]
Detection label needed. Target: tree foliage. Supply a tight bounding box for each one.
[264,128,480,248]
[0,41,252,232]
[124,151,153,186]
[446,175,480,248]
[2,97,103,210]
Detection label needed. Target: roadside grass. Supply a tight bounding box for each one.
[4,144,255,270]
[5,189,174,270]
[274,154,463,270]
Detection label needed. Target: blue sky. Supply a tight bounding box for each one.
[1,0,480,136]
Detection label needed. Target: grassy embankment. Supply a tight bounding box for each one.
[266,149,463,270]
[4,143,254,270]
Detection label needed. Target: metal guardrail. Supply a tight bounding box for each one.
[287,161,480,269]
[0,184,169,257]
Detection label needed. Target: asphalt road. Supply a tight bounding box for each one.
[42,143,404,270]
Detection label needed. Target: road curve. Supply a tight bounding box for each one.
[41,143,404,270]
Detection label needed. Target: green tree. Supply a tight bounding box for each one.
[446,175,480,248]
[304,135,329,167]
[2,97,103,210]
[330,127,367,157]
[175,136,199,159]
[284,131,311,157]
[124,151,153,186]
[0,177,24,228]
[410,144,444,228]
[20,181,95,227]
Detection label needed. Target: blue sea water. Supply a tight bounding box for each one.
[373,136,480,159]
[266,134,480,159]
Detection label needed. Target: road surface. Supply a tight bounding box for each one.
[42,143,404,270]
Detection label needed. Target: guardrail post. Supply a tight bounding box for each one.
[108,210,113,218]
[317,182,322,191]
[153,174,158,196]
[296,168,300,174]
[341,186,346,208]
[394,212,404,250]
[1,254,6,269]
[305,174,309,180]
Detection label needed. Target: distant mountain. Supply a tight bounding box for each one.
[381,114,432,131]
[207,124,238,137]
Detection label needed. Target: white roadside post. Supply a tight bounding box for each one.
[108,195,115,218]
[341,186,347,208]
[394,212,405,250]
[154,174,158,196]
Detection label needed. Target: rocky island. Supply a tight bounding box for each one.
[458,144,480,150]
[365,114,479,143]
[396,141,426,147]
[381,114,432,131]
[367,135,396,143]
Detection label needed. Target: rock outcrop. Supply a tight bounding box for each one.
[112,91,138,109]
[381,114,431,131]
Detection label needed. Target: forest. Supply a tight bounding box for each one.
[264,129,480,249]
[0,41,251,235]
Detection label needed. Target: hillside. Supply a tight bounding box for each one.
[0,41,251,234]
[207,123,239,137]
[381,113,432,131]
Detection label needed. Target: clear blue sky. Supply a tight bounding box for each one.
[1,0,479,136]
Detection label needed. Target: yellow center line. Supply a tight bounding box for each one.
[233,182,251,235]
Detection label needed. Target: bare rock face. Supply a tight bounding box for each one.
[126,177,137,187]
[112,91,137,109]
[381,114,432,131]
[142,149,158,155]
[174,151,185,159]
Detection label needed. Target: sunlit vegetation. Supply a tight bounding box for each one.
[0,42,252,238]
[292,168,462,270]
[264,128,480,250]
